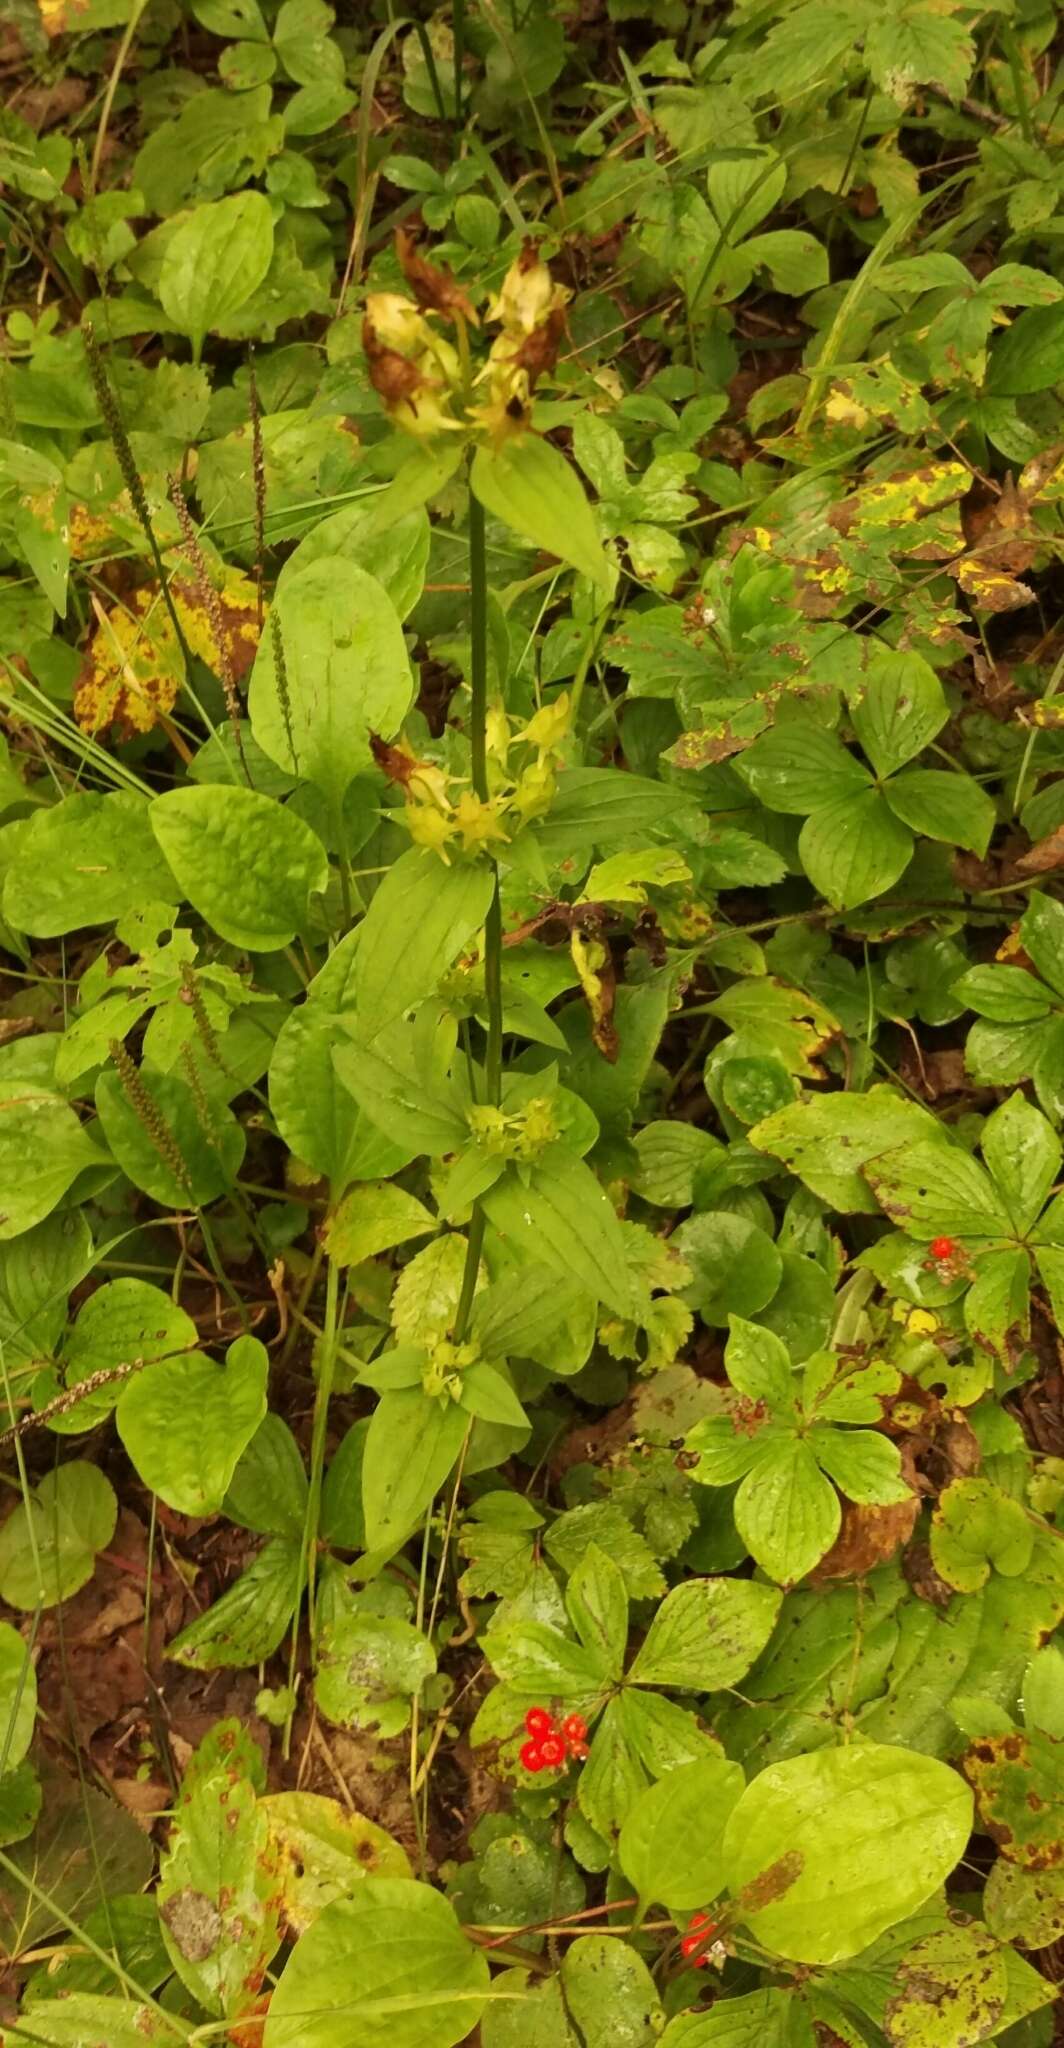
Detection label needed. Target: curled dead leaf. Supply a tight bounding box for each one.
[952,557,1036,613]
[396,226,477,325]
[1017,825,1064,876]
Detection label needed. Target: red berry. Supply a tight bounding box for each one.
[562,1714,588,1748]
[568,1741,589,1762]
[688,1910,715,1933]
[524,1707,553,1739]
[539,1734,566,1768]
[930,1236,956,1260]
[520,1740,546,1773]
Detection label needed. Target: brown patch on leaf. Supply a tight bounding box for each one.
[160,1886,223,1961]
[739,1850,804,1912]
[667,724,755,770]
[226,1994,272,2048]
[903,1541,955,1609]
[963,1731,1064,1870]
[812,1494,920,1582]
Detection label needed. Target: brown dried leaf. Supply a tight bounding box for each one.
[396,227,477,325]
[952,558,1036,612]
[811,1495,920,1582]
[362,328,423,408]
[1017,826,1064,876]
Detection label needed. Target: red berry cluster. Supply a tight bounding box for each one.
[519,1706,589,1773]
[680,1908,718,1967]
[930,1236,956,1260]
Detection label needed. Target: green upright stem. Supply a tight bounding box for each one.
[452,1205,487,1342]
[304,1253,340,1655]
[453,0,466,123]
[453,482,503,1341]
[468,490,489,801]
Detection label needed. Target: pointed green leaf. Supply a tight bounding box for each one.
[736,1440,839,1583]
[270,1001,411,1188]
[619,1755,745,1909]
[737,725,868,814]
[0,1622,36,1773]
[751,1087,938,1213]
[627,1578,781,1691]
[800,789,913,910]
[325,1180,436,1267]
[354,849,494,1034]
[96,1063,245,1209]
[361,1389,468,1550]
[1035,1243,1064,1337]
[850,651,947,777]
[808,1427,910,1507]
[964,1246,1031,1362]
[482,1149,631,1314]
[158,1722,282,2018]
[0,1997,178,2046]
[332,1029,467,1158]
[249,560,413,812]
[168,1536,302,1670]
[456,1361,529,1431]
[863,1139,1007,1239]
[1019,892,1064,1000]
[578,1696,647,1839]
[952,965,1052,1023]
[158,191,274,350]
[981,1090,1061,1235]
[885,769,996,856]
[471,436,613,592]
[484,1621,609,1701]
[565,1542,628,1680]
[725,1316,795,1412]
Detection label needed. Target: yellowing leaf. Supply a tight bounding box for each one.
[75,591,183,739]
[75,569,260,739]
[37,0,92,35]
[953,558,1036,612]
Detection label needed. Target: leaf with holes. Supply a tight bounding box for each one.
[158,1720,281,2020]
